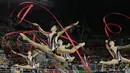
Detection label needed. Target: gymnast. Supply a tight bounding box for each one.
[54,39,85,62]
[9,46,40,69]
[100,40,130,65]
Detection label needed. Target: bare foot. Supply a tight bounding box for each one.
[79,42,85,47]
[20,33,28,40]
[73,21,79,26]
[35,63,40,67]
[68,57,75,62]
[15,64,19,66]
[43,69,47,73]
[99,61,105,64]
[32,23,39,27]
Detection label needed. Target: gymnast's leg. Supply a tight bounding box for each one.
[100,59,119,65]
[67,57,75,62]
[20,33,53,54]
[53,54,75,62]
[15,64,34,69]
[53,54,66,62]
[57,42,85,54]
[122,57,130,63]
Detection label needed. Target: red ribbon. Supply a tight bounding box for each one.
[16,30,39,54]
[103,12,130,37]
[17,4,33,24]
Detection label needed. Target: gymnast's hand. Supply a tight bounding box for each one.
[66,43,71,47]
[14,64,19,67]
[105,40,108,43]
[32,23,39,27]
[99,61,105,64]
[73,21,79,26]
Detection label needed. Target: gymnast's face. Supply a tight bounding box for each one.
[51,25,57,32]
[109,41,115,46]
[28,51,32,56]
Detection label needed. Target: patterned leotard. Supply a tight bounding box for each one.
[48,33,59,53]
[110,47,122,62]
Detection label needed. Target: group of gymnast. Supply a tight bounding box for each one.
[6,21,85,69]
[6,20,130,70]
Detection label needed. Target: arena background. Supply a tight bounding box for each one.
[0,0,130,73]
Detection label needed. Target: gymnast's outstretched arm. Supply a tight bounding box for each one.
[9,45,27,58]
[57,21,79,36]
[11,49,26,58]
[118,44,130,49]
[32,23,48,36]
[105,40,114,58]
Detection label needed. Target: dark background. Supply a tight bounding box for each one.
[1,0,130,56]
[0,0,130,34]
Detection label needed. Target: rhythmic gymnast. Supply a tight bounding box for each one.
[54,39,85,62]
[100,40,130,65]
[9,46,40,69]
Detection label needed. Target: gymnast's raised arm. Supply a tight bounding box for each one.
[8,45,27,58]
[10,48,26,58]
[57,21,79,36]
[105,40,114,58]
[32,23,48,36]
